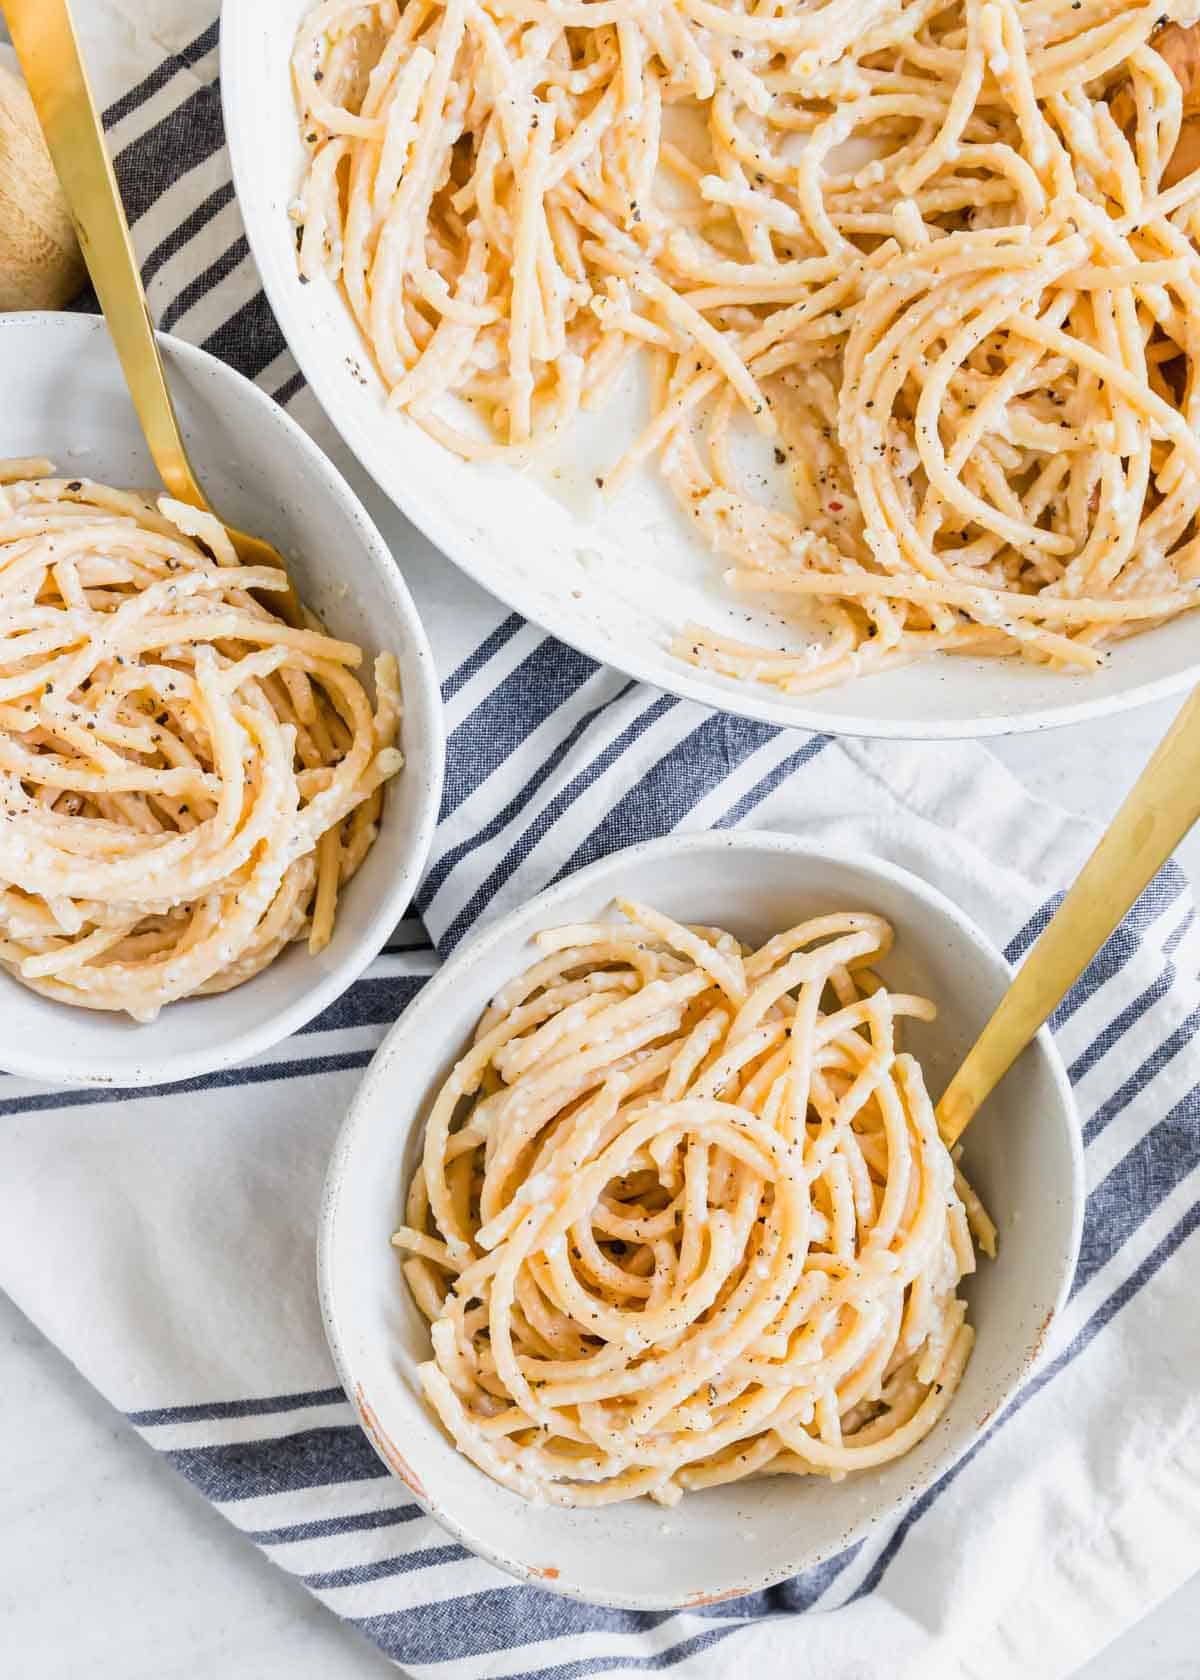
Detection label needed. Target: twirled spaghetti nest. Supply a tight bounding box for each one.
[0,464,402,1019]
[394,902,994,1506]
[293,0,1200,693]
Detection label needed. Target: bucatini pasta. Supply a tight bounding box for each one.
[0,463,403,1020]
[393,902,994,1506]
[292,0,1200,696]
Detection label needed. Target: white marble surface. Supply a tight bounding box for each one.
[2,699,1199,1678]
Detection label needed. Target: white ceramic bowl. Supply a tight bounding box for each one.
[0,312,443,1087]
[320,831,1084,1609]
[222,1,1200,740]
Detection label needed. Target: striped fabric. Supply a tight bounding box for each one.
[1,7,1199,1676]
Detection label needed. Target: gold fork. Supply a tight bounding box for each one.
[938,683,1200,1144]
[7,0,304,628]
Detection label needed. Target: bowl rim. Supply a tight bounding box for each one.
[318,828,1085,1609]
[0,309,445,1088]
[221,1,1200,741]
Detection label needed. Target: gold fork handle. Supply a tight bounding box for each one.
[937,682,1200,1146]
[7,0,206,510]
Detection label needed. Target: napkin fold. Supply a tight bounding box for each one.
[1,6,1199,1677]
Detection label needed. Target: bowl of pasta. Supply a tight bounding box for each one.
[0,311,442,1087]
[319,830,1083,1608]
[224,0,1200,740]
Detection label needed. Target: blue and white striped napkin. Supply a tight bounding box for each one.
[1,5,1199,1676]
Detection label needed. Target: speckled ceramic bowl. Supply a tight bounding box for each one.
[224,0,1200,739]
[320,831,1083,1609]
[0,312,443,1087]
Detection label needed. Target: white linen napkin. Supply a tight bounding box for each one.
[1,5,1198,1677]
